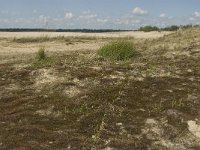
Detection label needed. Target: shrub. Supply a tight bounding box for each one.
[36,47,46,61]
[139,26,159,32]
[98,40,136,61]
[163,25,179,31]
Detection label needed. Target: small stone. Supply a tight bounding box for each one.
[146,119,157,124]
[43,95,48,98]
[137,77,144,81]
[188,120,200,138]
[188,77,195,81]
[142,74,147,77]
[116,123,123,126]
[89,67,102,71]
[167,90,173,93]
[175,70,181,74]
[187,69,192,73]
[139,108,146,112]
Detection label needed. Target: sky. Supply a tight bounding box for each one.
[0,0,200,29]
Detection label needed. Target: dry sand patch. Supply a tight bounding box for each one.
[0,31,172,39]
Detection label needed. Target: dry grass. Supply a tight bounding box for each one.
[0,31,172,39]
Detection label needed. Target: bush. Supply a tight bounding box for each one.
[163,25,179,31]
[139,26,159,32]
[98,40,136,61]
[36,48,46,61]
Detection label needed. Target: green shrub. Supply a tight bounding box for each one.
[163,25,179,31]
[98,40,136,61]
[36,48,46,61]
[139,26,159,32]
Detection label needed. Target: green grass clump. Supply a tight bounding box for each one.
[98,40,136,61]
[36,48,46,61]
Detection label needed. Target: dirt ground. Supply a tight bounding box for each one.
[0,29,200,149]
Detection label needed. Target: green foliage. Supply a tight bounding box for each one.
[138,25,196,32]
[98,40,136,61]
[139,26,160,32]
[36,47,46,61]
[163,25,179,31]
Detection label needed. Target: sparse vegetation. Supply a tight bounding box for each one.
[139,26,160,32]
[12,36,99,43]
[98,40,136,60]
[139,24,198,32]
[1,27,200,149]
[36,47,46,61]
[13,36,68,43]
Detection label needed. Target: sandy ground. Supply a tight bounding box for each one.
[0,31,172,39]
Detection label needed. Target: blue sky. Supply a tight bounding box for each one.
[0,0,200,29]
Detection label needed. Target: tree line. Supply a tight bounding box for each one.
[0,28,130,33]
[0,24,199,32]
[139,24,200,32]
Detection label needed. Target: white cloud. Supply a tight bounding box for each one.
[79,10,97,19]
[160,13,166,18]
[0,19,8,23]
[33,10,38,14]
[82,10,91,15]
[189,17,195,21]
[65,12,74,19]
[79,13,97,19]
[39,15,46,21]
[97,18,108,23]
[0,10,9,14]
[134,20,141,24]
[132,7,148,15]
[194,11,200,17]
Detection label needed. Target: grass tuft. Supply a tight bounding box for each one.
[98,40,136,61]
[36,47,46,61]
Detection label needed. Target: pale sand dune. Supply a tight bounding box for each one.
[0,31,172,39]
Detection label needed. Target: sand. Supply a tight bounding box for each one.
[0,31,172,39]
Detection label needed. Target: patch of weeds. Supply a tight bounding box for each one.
[32,54,62,69]
[71,67,102,79]
[33,57,61,68]
[36,47,46,61]
[171,99,185,109]
[72,103,90,113]
[98,40,137,61]
[147,101,164,116]
[32,48,63,68]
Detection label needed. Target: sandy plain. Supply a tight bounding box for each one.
[0,31,172,39]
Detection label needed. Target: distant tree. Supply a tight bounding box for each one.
[180,24,193,29]
[162,25,179,31]
[139,26,159,32]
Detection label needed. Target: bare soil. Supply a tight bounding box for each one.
[0,28,200,149]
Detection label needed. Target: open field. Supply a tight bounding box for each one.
[0,28,200,149]
[0,31,172,39]
[0,31,171,62]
